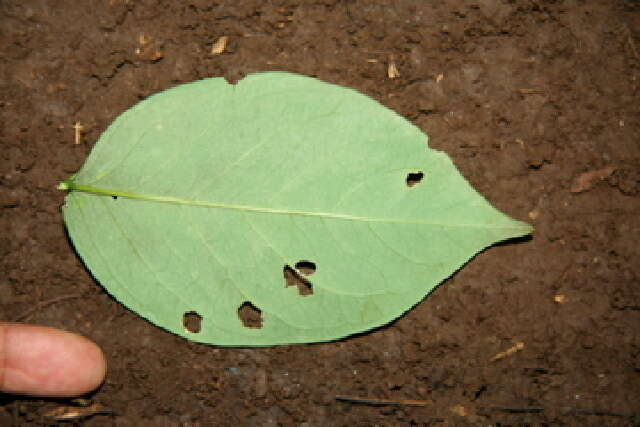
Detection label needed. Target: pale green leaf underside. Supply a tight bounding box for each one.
[60,72,532,346]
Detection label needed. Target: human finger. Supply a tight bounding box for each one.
[0,323,107,397]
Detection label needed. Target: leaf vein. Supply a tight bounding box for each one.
[64,183,530,232]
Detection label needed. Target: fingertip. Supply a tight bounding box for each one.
[0,323,107,397]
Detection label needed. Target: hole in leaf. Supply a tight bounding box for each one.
[406,171,424,187]
[238,302,262,328]
[112,195,118,200]
[295,260,316,275]
[183,311,202,333]
[284,264,314,296]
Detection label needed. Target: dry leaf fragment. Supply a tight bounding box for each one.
[138,34,150,46]
[44,403,114,421]
[135,45,163,62]
[211,36,229,55]
[134,34,163,62]
[387,62,400,79]
[451,404,467,417]
[570,166,616,193]
[436,73,444,83]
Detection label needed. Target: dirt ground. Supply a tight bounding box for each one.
[1,0,639,425]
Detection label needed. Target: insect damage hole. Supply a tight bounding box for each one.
[183,311,202,333]
[238,302,263,329]
[295,260,316,275]
[283,260,316,296]
[406,171,424,187]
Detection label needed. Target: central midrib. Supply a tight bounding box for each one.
[59,180,531,231]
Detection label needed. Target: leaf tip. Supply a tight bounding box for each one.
[516,221,534,238]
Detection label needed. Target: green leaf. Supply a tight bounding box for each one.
[59,72,532,346]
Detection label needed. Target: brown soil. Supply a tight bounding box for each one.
[1,1,639,425]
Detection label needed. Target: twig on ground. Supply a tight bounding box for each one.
[491,406,544,414]
[624,26,639,59]
[490,342,525,361]
[336,395,431,407]
[14,294,83,322]
[73,122,84,144]
[519,88,545,95]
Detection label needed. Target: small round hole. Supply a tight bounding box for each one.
[295,260,316,276]
[406,171,424,187]
[183,311,202,333]
[238,302,263,328]
[112,195,118,200]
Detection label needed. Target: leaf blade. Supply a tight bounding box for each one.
[61,72,532,346]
